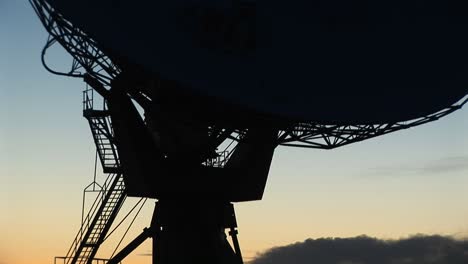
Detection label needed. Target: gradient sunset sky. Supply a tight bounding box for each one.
[1,1,468,264]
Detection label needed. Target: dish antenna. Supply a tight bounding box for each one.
[30,1,468,264]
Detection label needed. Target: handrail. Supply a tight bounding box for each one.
[54,256,120,264]
[64,174,118,263]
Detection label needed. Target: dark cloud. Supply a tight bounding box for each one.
[368,155,468,176]
[137,250,152,256]
[419,156,468,174]
[250,235,468,264]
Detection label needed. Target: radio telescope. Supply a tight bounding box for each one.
[29,1,468,264]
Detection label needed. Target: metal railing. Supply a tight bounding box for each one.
[54,256,120,264]
[63,174,120,263]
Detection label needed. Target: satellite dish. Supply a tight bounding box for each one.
[41,0,467,124]
[29,0,468,264]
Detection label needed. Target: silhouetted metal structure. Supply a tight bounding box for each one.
[30,1,468,264]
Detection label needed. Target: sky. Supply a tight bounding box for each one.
[1,1,468,264]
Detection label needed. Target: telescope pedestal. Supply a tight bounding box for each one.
[151,201,243,264]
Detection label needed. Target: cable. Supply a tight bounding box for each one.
[110,198,148,258]
[102,197,146,242]
[41,36,84,78]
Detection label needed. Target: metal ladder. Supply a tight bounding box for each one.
[64,174,126,264]
[57,87,126,264]
[83,86,120,174]
[84,112,120,173]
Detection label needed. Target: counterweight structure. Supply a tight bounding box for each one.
[30,0,468,264]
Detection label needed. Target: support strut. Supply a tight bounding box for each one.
[107,228,152,264]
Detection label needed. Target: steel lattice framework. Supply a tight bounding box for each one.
[30,0,467,155]
[30,0,120,87]
[30,1,467,263]
[277,102,467,149]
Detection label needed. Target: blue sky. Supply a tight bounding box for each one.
[1,1,468,264]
